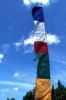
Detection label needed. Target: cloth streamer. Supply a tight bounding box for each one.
[32,6,51,100]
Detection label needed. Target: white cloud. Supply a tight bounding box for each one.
[0,53,4,63]
[23,0,31,5]
[23,0,49,6]
[24,35,36,45]
[24,49,33,54]
[14,42,23,48]
[0,81,34,89]
[14,72,27,78]
[13,38,24,51]
[13,87,19,91]
[0,54,4,59]
[47,33,60,44]
[13,42,23,51]
[24,33,60,45]
[14,72,20,77]
[23,0,59,6]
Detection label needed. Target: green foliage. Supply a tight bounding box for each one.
[7,98,9,100]
[23,88,35,100]
[10,98,15,100]
[52,85,56,100]
[55,80,66,100]
[7,98,15,100]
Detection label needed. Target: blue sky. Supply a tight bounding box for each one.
[0,0,66,100]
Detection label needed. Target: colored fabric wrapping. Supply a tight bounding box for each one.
[32,6,51,100]
[34,41,48,54]
[35,79,51,100]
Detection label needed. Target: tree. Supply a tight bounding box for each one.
[7,98,9,100]
[23,88,35,100]
[52,85,56,100]
[55,80,66,100]
[10,98,15,100]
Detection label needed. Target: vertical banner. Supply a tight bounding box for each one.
[32,7,51,100]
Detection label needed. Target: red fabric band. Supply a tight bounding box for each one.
[34,41,48,53]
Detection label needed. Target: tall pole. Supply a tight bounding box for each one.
[32,7,51,100]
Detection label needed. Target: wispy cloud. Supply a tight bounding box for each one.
[13,38,24,51]
[0,81,34,89]
[14,72,20,77]
[24,48,33,54]
[13,42,23,48]
[14,72,27,78]
[0,43,10,63]
[13,87,19,91]
[53,58,66,65]
[1,43,10,53]
[0,87,19,93]
[23,0,59,6]
[0,53,4,63]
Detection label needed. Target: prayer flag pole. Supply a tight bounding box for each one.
[32,6,51,100]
